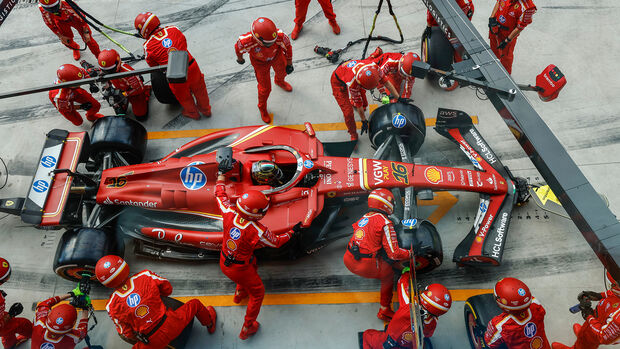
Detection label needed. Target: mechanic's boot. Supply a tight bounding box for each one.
[258,105,271,124]
[329,20,341,35]
[551,343,573,349]
[239,321,260,340]
[200,107,212,118]
[275,80,293,92]
[368,47,383,59]
[291,24,302,40]
[73,49,81,61]
[206,306,217,334]
[572,323,581,336]
[233,288,248,304]
[377,306,395,321]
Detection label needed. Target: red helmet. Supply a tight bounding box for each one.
[368,188,395,215]
[606,270,620,296]
[57,64,85,83]
[251,17,278,47]
[39,0,60,12]
[0,257,10,285]
[95,255,130,289]
[420,283,452,316]
[134,12,161,38]
[98,49,121,72]
[494,277,532,313]
[399,52,421,78]
[236,190,270,221]
[355,63,382,90]
[46,304,77,334]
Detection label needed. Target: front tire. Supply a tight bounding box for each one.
[368,102,426,156]
[89,115,147,165]
[151,71,178,105]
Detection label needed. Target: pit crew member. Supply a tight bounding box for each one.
[95,255,217,348]
[135,12,211,120]
[343,188,411,320]
[235,17,294,124]
[488,0,537,73]
[290,0,340,40]
[216,159,301,339]
[31,293,89,349]
[98,49,151,120]
[0,257,32,349]
[49,64,103,126]
[362,268,452,348]
[331,60,401,140]
[368,48,421,99]
[552,269,620,349]
[38,0,101,61]
[484,277,551,348]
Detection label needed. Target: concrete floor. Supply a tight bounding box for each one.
[0,0,619,348]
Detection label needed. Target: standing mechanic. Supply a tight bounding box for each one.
[552,270,620,348]
[50,64,104,126]
[485,277,551,348]
[96,255,216,348]
[0,257,32,349]
[368,48,421,99]
[216,158,301,339]
[362,268,452,348]
[235,17,294,124]
[331,60,401,140]
[290,0,340,40]
[98,49,151,121]
[488,0,537,74]
[31,293,89,348]
[135,12,211,120]
[38,0,101,61]
[343,188,411,320]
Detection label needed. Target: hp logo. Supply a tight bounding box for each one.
[33,180,49,193]
[524,322,537,338]
[180,166,206,190]
[40,156,57,168]
[126,293,141,308]
[392,113,406,128]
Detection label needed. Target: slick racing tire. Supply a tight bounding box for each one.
[396,220,443,274]
[53,227,124,282]
[151,71,179,105]
[368,102,426,156]
[90,115,147,165]
[464,294,504,349]
[421,27,456,91]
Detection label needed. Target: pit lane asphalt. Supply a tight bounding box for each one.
[0,0,619,348]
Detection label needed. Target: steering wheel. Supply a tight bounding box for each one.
[244,145,312,195]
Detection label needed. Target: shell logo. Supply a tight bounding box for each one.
[530,336,543,349]
[226,240,237,251]
[403,332,413,341]
[476,236,483,243]
[135,305,149,318]
[424,167,443,184]
[354,230,364,239]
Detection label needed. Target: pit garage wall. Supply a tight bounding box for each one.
[421,0,620,277]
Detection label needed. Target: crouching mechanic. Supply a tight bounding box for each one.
[344,188,411,321]
[362,268,452,348]
[95,255,217,348]
[236,17,294,124]
[368,48,421,99]
[135,12,211,120]
[485,277,550,348]
[216,158,302,339]
[38,0,101,61]
[0,257,32,349]
[98,49,151,120]
[552,270,620,349]
[31,292,89,348]
[50,64,103,126]
[331,60,401,140]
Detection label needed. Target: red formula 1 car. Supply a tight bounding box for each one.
[0,103,527,281]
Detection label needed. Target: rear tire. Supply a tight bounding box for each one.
[464,294,504,349]
[422,27,456,91]
[397,220,443,274]
[151,71,178,105]
[89,115,147,165]
[53,227,124,282]
[368,103,426,156]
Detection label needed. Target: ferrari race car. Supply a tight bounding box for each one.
[0,102,527,281]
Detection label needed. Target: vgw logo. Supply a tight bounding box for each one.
[180,164,206,190]
[40,155,57,168]
[392,113,406,128]
[33,180,49,193]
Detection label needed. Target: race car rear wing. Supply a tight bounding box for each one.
[434,108,518,266]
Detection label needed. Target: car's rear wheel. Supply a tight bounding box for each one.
[422,27,456,91]
[464,294,504,349]
[89,115,147,165]
[397,220,443,274]
[151,71,179,105]
[368,102,426,157]
[53,227,124,282]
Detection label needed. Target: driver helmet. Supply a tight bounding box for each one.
[494,277,532,313]
[420,283,452,316]
[39,0,61,13]
[46,304,77,334]
[606,270,620,296]
[95,255,130,289]
[236,190,270,221]
[0,257,10,285]
[368,188,395,215]
[251,160,283,185]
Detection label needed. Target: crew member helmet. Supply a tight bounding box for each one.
[0,257,10,285]
[95,255,130,289]
[251,17,278,47]
[355,63,382,90]
[134,12,161,38]
[420,283,452,316]
[368,188,395,215]
[236,190,270,221]
[46,304,77,334]
[98,49,121,72]
[57,64,85,83]
[398,52,421,78]
[494,277,532,313]
[39,0,61,13]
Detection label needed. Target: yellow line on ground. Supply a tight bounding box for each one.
[88,289,492,311]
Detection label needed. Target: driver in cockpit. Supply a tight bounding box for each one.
[251,160,284,186]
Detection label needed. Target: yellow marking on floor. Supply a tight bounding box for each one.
[417,192,459,225]
[87,289,492,311]
[146,106,478,140]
